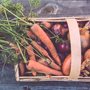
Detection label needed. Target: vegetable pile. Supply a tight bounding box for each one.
[0,0,90,78]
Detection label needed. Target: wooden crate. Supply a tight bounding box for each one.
[15,17,90,82]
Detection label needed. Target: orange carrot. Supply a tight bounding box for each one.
[38,58,61,70]
[38,58,49,66]
[31,40,52,60]
[26,45,35,60]
[19,61,25,76]
[30,40,61,70]
[26,60,63,76]
[38,59,51,77]
[41,21,51,28]
[31,24,61,65]
[31,41,49,58]
[26,45,37,76]
[26,30,36,39]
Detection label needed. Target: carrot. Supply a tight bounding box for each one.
[19,61,25,76]
[26,45,35,60]
[38,58,49,66]
[38,58,61,70]
[26,30,36,39]
[41,21,51,28]
[30,40,61,70]
[26,60,63,76]
[31,24,61,65]
[31,40,49,58]
[38,58,51,77]
[26,45,37,76]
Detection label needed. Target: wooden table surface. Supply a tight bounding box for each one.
[0,0,90,90]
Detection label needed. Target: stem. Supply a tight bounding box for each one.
[28,0,32,16]
[0,39,9,44]
[1,5,32,26]
[40,24,60,41]
[0,19,29,26]
[1,24,42,59]
[16,39,27,63]
[4,9,12,31]
[0,24,14,26]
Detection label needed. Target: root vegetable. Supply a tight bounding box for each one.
[84,49,90,60]
[19,61,25,76]
[52,24,68,36]
[26,30,36,39]
[26,45,36,76]
[31,40,61,70]
[41,21,51,28]
[26,60,63,76]
[67,30,90,50]
[26,45,35,60]
[62,54,83,76]
[80,30,90,49]
[31,24,61,65]
[38,58,61,70]
[31,40,50,59]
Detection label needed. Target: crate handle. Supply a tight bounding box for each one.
[66,18,81,80]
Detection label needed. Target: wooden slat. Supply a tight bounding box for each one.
[66,19,81,80]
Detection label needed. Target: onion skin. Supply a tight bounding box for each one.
[80,30,90,49]
[84,49,90,60]
[62,54,71,76]
[67,30,90,50]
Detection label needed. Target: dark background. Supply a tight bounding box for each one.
[0,0,90,90]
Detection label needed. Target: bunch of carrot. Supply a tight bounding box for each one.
[11,21,63,77]
[26,22,63,76]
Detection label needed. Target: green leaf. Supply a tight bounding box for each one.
[1,0,12,6]
[29,0,40,8]
[30,11,38,17]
